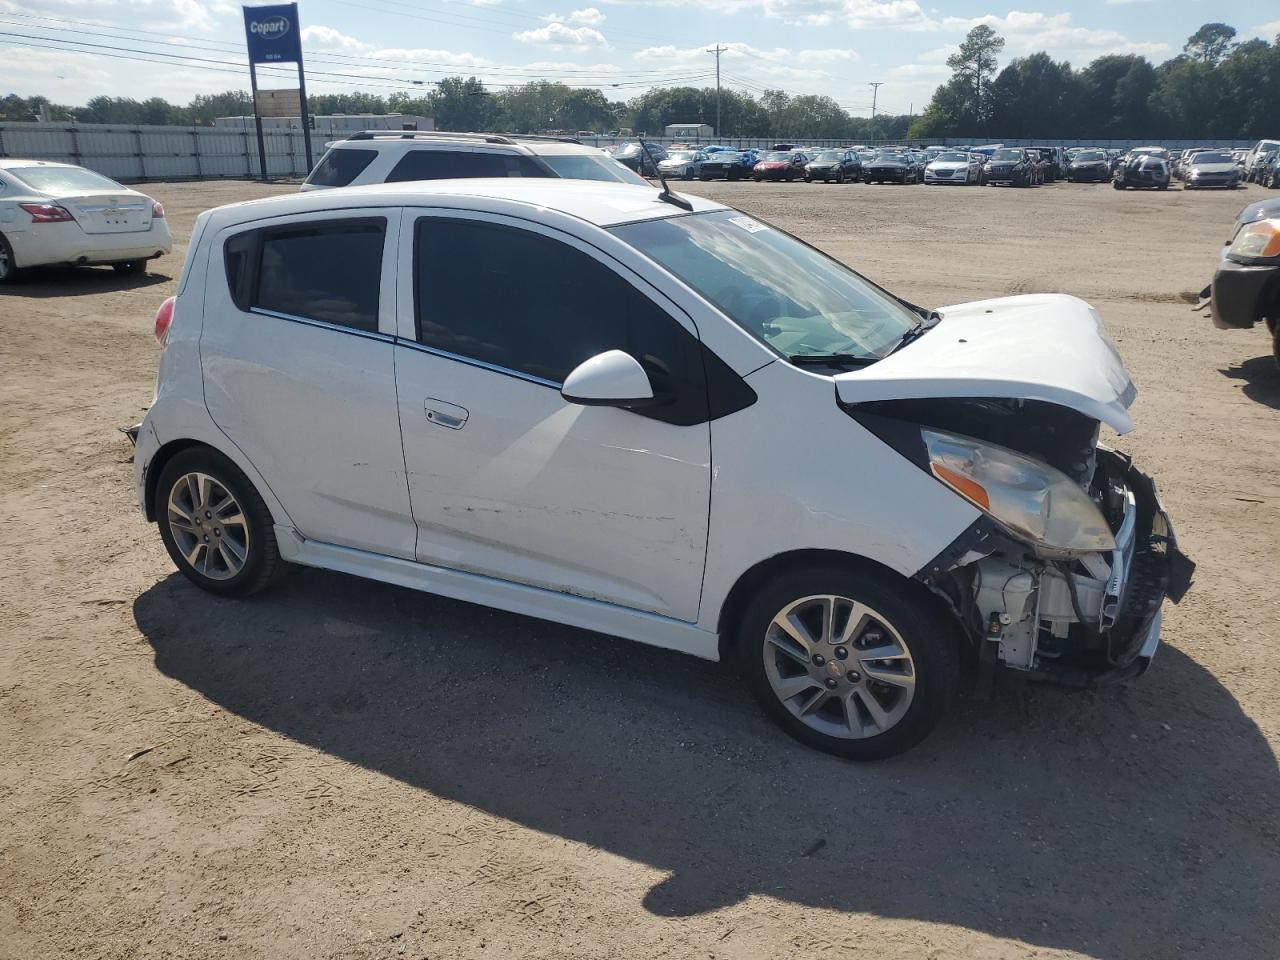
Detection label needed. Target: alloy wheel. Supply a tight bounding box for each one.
[0,243,10,280]
[166,472,250,580]
[762,594,916,739]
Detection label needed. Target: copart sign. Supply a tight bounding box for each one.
[243,3,303,64]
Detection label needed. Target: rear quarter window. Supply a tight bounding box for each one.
[306,148,378,187]
[223,218,386,333]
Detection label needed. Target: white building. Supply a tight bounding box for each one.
[665,122,715,141]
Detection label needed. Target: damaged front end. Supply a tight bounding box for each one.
[850,398,1194,686]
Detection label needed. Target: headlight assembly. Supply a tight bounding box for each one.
[922,429,1116,554]
[1227,218,1280,263]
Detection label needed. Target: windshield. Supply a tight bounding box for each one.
[540,154,647,184]
[9,165,123,193]
[1192,151,1233,164]
[875,154,906,162]
[991,149,1023,161]
[612,210,918,363]
[814,151,843,161]
[666,151,695,161]
[934,152,970,162]
[1075,151,1106,162]
[763,151,791,161]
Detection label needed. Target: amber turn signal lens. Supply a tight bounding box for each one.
[931,463,991,511]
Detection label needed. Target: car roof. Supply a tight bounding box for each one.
[203,178,728,230]
[327,135,604,158]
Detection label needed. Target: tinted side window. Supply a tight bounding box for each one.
[414,218,707,424]
[386,150,549,182]
[306,148,378,187]
[224,218,386,333]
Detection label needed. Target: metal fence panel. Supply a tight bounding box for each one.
[0,122,1269,182]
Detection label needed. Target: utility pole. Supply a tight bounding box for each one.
[868,81,884,119]
[707,44,728,136]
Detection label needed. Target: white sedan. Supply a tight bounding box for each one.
[923,151,984,185]
[0,159,171,283]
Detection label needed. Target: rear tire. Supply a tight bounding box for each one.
[156,447,282,597]
[0,233,24,284]
[736,564,959,760]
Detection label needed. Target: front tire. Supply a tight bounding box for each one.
[156,447,282,597]
[736,565,958,760]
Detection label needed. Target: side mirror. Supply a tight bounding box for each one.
[561,350,655,408]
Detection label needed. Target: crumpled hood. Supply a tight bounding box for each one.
[834,294,1137,433]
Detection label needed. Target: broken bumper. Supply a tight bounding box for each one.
[1091,455,1194,682]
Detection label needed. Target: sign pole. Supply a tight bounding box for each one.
[296,51,314,173]
[248,59,269,182]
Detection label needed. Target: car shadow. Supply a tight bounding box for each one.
[1,265,171,298]
[135,569,1280,958]
[1221,353,1280,410]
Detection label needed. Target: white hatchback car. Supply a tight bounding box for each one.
[133,179,1191,759]
[0,159,171,282]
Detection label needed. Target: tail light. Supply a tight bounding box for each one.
[152,201,165,218]
[154,296,176,346]
[19,202,74,223]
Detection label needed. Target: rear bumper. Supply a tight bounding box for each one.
[1210,255,1278,329]
[10,220,172,268]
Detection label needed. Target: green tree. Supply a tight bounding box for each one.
[429,77,504,132]
[1184,23,1238,65]
[946,25,1005,129]
[989,53,1078,137]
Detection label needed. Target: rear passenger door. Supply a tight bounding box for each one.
[201,210,416,559]
[392,211,712,621]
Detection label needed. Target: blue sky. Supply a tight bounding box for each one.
[2,0,1278,116]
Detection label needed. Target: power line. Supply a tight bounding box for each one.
[0,32,712,94]
[0,13,690,81]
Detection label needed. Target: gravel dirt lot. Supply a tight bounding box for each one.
[2,175,1279,960]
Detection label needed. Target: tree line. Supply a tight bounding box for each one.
[0,81,912,141]
[910,22,1280,141]
[5,20,1272,141]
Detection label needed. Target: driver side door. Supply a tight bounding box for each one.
[392,211,713,622]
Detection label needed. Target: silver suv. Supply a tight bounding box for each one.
[302,130,647,190]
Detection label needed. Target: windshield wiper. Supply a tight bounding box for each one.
[788,353,878,368]
[888,311,942,355]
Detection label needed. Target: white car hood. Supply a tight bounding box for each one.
[834,294,1137,433]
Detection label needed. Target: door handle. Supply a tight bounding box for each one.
[424,398,468,430]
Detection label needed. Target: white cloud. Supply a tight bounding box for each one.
[513,21,609,50]
[1255,20,1280,39]
[1104,0,1152,5]
[941,11,1168,60]
[301,25,367,50]
[888,62,949,78]
[0,0,226,31]
[755,0,934,28]
[566,7,607,24]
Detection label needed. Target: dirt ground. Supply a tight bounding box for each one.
[2,175,1279,960]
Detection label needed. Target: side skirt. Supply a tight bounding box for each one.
[274,526,721,661]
